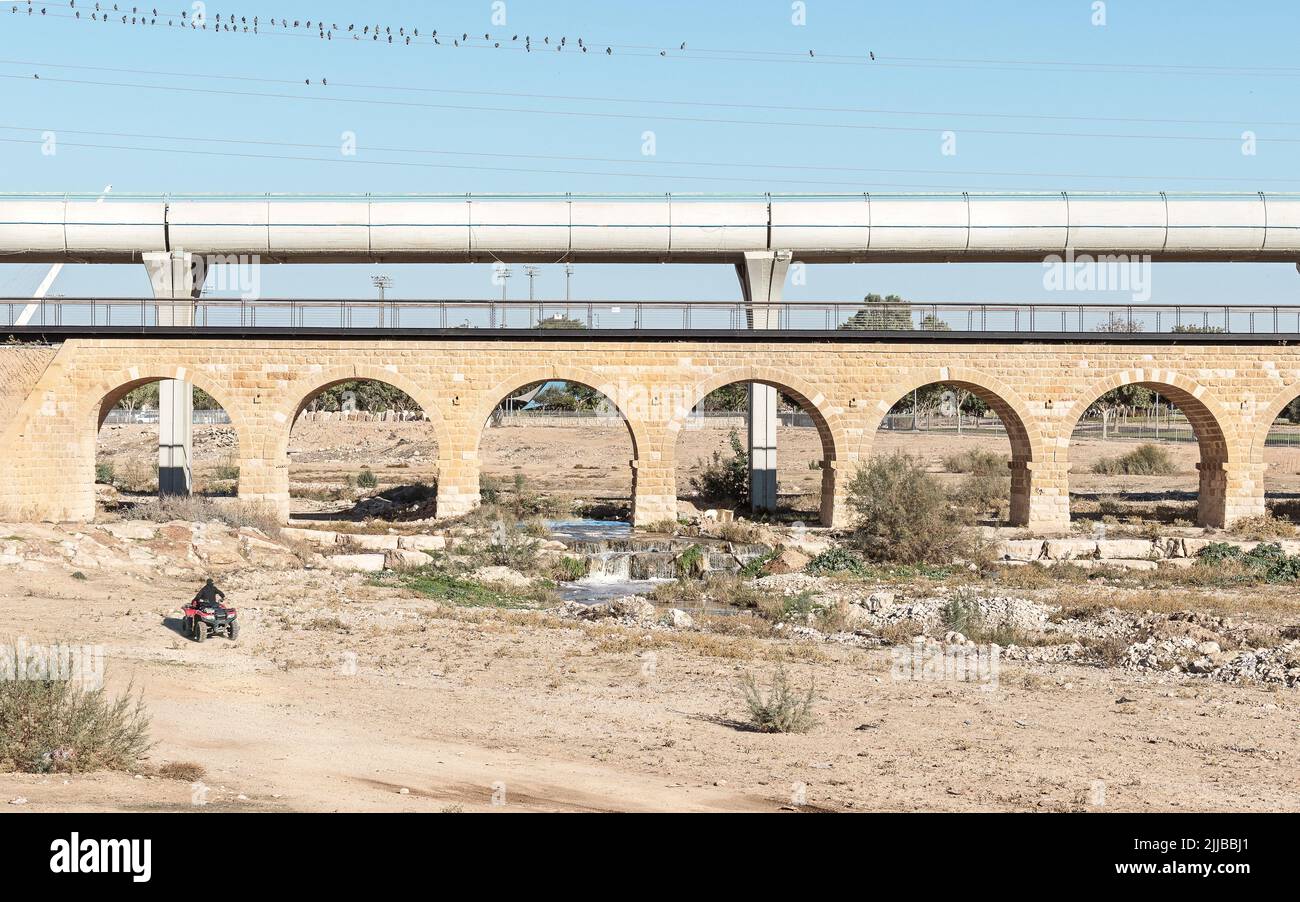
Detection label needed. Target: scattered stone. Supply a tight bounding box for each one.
[469,566,533,588]
[384,549,433,570]
[341,533,401,552]
[325,553,387,573]
[398,534,447,552]
[663,608,694,629]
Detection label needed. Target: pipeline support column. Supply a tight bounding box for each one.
[142,250,202,496]
[737,250,791,514]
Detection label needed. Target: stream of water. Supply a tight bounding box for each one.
[544,518,769,605]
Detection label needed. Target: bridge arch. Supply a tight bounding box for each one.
[1062,370,1235,527]
[860,367,1045,526]
[83,366,250,514]
[271,365,447,521]
[473,367,652,522]
[666,366,848,526]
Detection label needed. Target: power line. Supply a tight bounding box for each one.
[5,56,1298,130]
[6,72,1295,145]
[2,123,1294,187]
[5,134,1296,194]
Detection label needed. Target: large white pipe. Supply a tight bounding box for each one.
[0,192,1297,264]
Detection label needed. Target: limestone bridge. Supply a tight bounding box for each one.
[2,191,1300,531]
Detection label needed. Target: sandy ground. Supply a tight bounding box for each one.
[97,419,1300,519]
[2,559,1298,813]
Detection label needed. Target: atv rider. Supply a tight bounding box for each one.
[193,578,226,607]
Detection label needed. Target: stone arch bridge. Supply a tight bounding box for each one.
[3,333,1298,532]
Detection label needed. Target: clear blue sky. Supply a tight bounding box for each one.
[0,0,1297,303]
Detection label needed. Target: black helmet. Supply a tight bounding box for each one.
[205,578,214,585]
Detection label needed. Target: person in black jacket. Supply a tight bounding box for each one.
[193,578,225,605]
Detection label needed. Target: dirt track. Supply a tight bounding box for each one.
[2,559,1297,813]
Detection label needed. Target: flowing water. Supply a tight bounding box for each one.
[544,519,770,604]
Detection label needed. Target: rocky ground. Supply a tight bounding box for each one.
[2,512,1299,813]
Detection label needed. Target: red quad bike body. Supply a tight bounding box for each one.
[182,599,240,642]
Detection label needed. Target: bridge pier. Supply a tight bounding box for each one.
[737,250,791,515]
[142,251,203,496]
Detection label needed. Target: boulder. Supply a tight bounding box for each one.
[762,547,811,575]
[663,608,694,629]
[98,521,159,541]
[341,533,401,552]
[239,534,300,568]
[607,596,658,622]
[325,553,386,573]
[1096,539,1160,561]
[398,534,447,552]
[280,527,340,548]
[385,549,433,570]
[469,566,533,588]
[1043,539,1099,561]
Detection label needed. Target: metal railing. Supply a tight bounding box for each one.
[6,297,1300,335]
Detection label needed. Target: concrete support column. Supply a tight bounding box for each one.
[142,251,202,496]
[737,250,791,514]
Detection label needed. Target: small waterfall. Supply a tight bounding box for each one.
[584,551,633,582]
[545,517,773,604]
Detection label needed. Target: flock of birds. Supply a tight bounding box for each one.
[10,1,876,61]
[10,1,695,56]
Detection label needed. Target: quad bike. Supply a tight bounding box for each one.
[182,598,240,643]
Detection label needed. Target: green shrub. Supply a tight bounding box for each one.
[806,546,868,576]
[1091,443,1177,476]
[1196,541,1300,583]
[846,454,974,564]
[356,468,380,489]
[739,665,818,733]
[549,555,590,581]
[690,429,749,507]
[211,459,240,482]
[675,544,707,578]
[94,462,115,485]
[0,640,151,773]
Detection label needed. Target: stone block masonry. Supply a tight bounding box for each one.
[1,337,1294,531]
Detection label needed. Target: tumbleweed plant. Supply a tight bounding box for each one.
[739,664,818,734]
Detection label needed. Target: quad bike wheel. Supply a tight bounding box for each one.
[229,620,240,640]
[193,620,208,643]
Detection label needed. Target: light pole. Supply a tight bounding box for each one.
[564,263,574,318]
[371,274,393,328]
[524,265,540,325]
[497,267,511,328]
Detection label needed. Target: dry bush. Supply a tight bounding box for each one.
[1229,514,1296,541]
[156,760,206,782]
[1090,443,1177,476]
[846,453,976,564]
[0,640,151,773]
[739,665,818,733]
[124,496,282,535]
